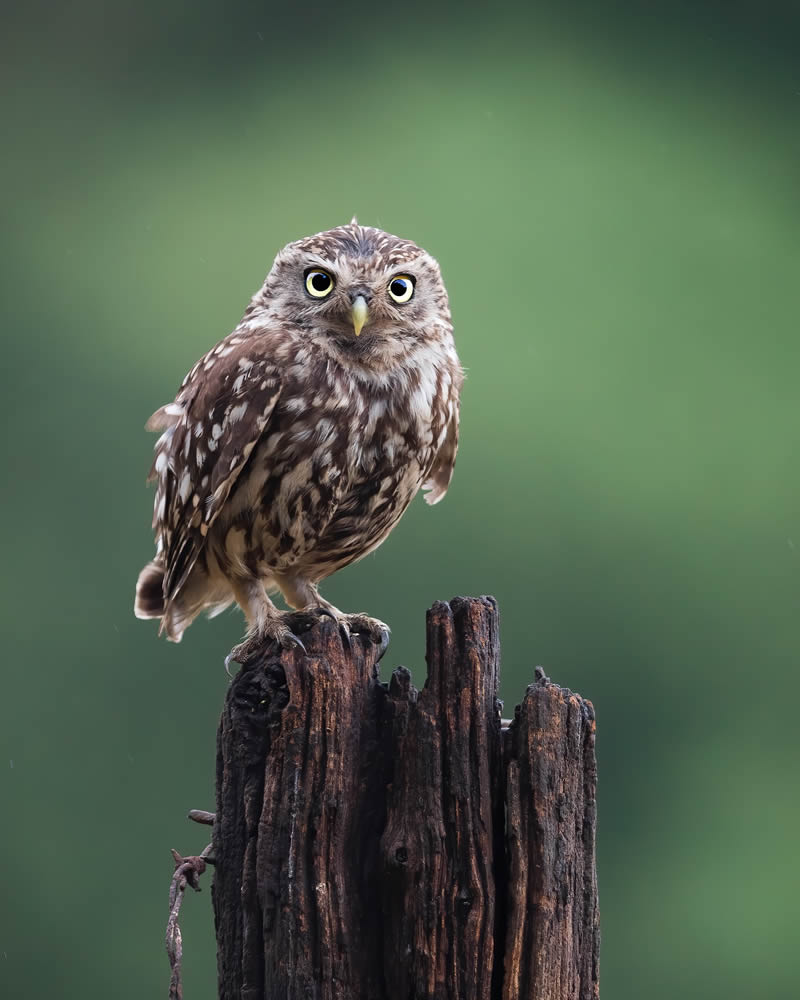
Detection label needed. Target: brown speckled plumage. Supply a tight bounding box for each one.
[135,222,462,658]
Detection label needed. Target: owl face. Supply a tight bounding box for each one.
[258,223,451,355]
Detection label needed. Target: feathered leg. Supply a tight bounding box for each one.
[275,575,391,659]
[225,578,315,669]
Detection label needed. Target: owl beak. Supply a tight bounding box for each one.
[351,295,369,337]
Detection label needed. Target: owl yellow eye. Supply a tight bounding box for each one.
[388,275,415,303]
[305,269,334,298]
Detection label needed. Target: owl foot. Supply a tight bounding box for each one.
[225,610,322,673]
[336,613,391,662]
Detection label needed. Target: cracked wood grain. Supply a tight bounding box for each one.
[210,599,599,999]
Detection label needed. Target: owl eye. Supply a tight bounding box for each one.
[388,275,415,303]
[305,269,335,298]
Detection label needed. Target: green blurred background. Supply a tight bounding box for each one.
[2,0,798,996]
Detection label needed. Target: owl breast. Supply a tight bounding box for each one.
[212,345,451,584]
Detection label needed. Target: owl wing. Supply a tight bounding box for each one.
[422,394,460,506]
[147,344,281,611]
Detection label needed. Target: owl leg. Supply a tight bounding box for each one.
[275,575,391,661]
[225,578,314,670]
[275,575,340,615]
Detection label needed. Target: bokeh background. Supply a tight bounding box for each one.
[2,0,798,996]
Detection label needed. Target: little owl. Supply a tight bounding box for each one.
[134,221,462,665]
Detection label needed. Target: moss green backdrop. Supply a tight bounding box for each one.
[2,1,798,997]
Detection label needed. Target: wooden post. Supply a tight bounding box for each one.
[211,597,599,999]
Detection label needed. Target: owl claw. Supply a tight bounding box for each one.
[226,617,309,671]
[336,614,391,661]
[375,627,391,662]
[312,606,339,624]
[282,630,307,654]
[226,609,387,673]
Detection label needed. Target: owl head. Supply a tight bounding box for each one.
[254,221,451,359]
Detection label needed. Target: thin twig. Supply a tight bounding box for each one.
[187,809,215,826]
[166,842,214,1000]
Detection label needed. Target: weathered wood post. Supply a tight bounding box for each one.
[210,596,599,999]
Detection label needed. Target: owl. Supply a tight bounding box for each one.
[134,220,462,666]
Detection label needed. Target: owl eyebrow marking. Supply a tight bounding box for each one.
[303,254,336,268]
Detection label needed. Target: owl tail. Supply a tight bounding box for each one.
[135,558,210,642]
[134,559,166,621]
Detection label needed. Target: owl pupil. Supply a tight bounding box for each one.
[311,273,330,291]
[391,280,406,295]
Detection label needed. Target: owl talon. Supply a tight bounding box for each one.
[313,606,338,623]
[375,627,391,662]
[225,640,261,671]
[335,614,391,660]
[281,630,307,654]
[226,616,309,669]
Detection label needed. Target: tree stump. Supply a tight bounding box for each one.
[212,596,599,999]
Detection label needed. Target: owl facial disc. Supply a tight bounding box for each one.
[351,295,368,337]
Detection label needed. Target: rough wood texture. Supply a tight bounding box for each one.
[503,668,599,1000]
[380,597,502,1000]
[212,618,386,999]
[212,597,599,999]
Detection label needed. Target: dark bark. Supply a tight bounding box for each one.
[211,598,599,1000]
[379,597,502,1000]
[502,668,599,1000]
[212,618,386,999]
